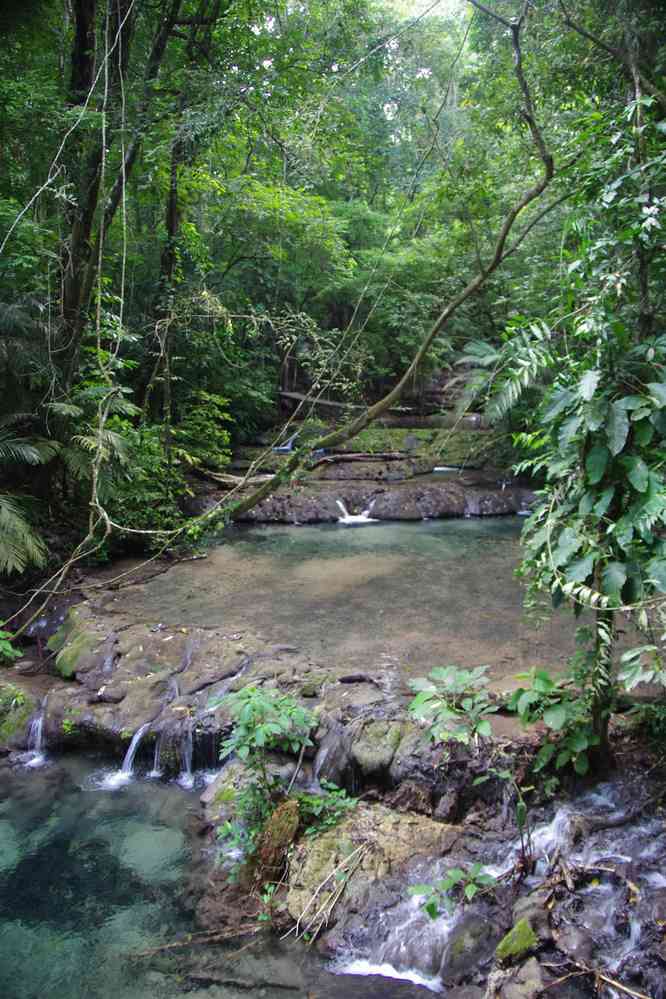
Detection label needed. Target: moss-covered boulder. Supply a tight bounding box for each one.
[47,605,107,680]
[0,682,36,748]
[350,719,403,779]
[496,918,538,964]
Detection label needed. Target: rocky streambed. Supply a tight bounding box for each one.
[1,518,665,998]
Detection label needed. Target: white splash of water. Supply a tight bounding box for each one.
[336,499,379,526]
[333,959,444,992]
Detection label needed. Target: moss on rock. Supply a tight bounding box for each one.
[0,683,36,745]
[496,918,538,964]
[350,719,403,778]
[54,628,101,679]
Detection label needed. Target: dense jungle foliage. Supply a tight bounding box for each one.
[1,0,665,768]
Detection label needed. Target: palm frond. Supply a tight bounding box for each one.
[0,493,47,574]
[0,430,58,466]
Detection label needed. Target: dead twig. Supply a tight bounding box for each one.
[131,924,260,958]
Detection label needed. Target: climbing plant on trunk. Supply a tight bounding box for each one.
[460,77,666,771]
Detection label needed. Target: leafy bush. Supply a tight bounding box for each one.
[627,702,666,744]
[507,668,599,776]
[209,686,316,863]
[172,390,232,470]
[409,665,498,745]
[0,629,20,664]
[102,421,187,542]
[297,780,357,837]
[409,863,497,918]
[214,686,315,783]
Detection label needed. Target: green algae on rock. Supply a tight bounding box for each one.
[0,683,35,746]
[495,917,538,964]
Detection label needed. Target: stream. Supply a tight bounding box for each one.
[3,518,664,997]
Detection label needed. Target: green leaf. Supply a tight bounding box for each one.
[424,900,439,920]
[543,705,567,731]
[409,884,433,896]
[559,415,582,449]
[578,492,595,516]
[647,382,666,408]
[517,690,540,716]
[615,396,644,410]
[543,388,576,423]
[624,455,649,492]
[578,370,600,401]
[476,719,492,738]
[573,753,589,776]
[516,800,527,830]
[593,486,615,517]
[464,883,478,901]
[533,671,555,693]
[534,742,556,771]
[607,402,629,456]
[586,445,610,484]
[565,554,595,583]
[584,399,608,432]
[647,558,666,593]
[602,561,627,597]
[553,527,583,566]
[633,420,654,446]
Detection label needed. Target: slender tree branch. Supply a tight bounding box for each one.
[558,0,666,112]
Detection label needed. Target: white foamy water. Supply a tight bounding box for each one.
[333,959,444,993]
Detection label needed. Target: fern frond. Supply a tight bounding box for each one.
[485,323,555,424]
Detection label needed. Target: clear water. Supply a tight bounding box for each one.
[0,756,194,999]
[0,519,586,998]
[98,518,576,683]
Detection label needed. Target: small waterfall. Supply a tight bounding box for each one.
[23,697,48,768]
[334,891,455,992]
[148,731,163,779]
[336,498,379,526]
[177,723,194,788]
[100,722,150,788]
[121,723,150,775]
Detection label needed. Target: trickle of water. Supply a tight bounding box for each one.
[147,731,163,778]
[23,697,48,769]
[177,724,194,789]
[100,723,150,788]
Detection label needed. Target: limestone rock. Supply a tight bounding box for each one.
[385,779,433,815]
[442,914,498,984]
[286,802,459,924]
[0,683,36,749]
[350,719,403,780]
[512,889,551,942]
[486,957,544,999]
